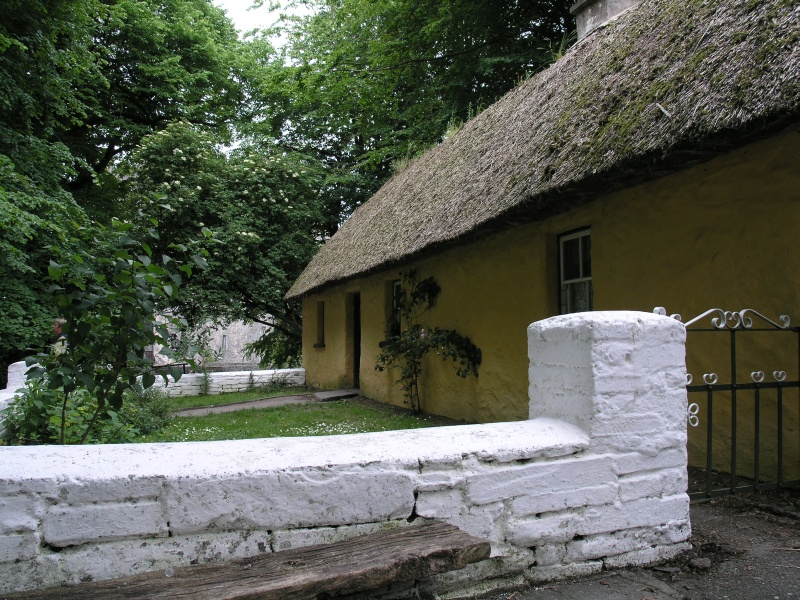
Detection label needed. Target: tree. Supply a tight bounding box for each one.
[0,0,247,380]
[1,219,207,445]
[0,0,576,378]
[0,0,100,384]
[0,158,89,386]
[63,0,247,220]
[376,271,481,413]
[120,121,326,362]
[249,0,575,222]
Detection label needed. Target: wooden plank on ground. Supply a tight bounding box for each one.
[4,520,491,600]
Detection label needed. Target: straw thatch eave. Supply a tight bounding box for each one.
[286,0,799,300]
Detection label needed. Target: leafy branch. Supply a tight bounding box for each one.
[7,219,210,445]
[375,270,481,413]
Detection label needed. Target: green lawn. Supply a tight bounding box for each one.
[137,394,463,443]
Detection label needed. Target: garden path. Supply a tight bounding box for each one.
[172,389,359,417]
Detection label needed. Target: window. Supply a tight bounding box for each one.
[388,279,402,337]
[559,228,592,314]
[314,301,325,348]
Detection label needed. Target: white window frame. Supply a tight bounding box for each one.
[559,228,592,314]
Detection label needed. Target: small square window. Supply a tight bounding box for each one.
[559,229,592,314]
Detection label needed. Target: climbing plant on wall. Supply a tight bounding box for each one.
[375,270,482,413]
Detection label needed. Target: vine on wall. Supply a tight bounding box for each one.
[375,270,481,413]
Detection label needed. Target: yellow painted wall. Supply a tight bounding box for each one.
[301,126,800,479]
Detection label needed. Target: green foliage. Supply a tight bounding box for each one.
[62,0,246,216]
[0,156,90,381]
[252,0,575,219]
[120,121,326,356]
[244,329,301,369]
[1,377,138,445]
[167,321,222,366]
[0,0,575,380]
[0,0,99,381]
[0,0,242,379]
[119,384,173,435]
[9,219,207,445]
[375,271,481,413]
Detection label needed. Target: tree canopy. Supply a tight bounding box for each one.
[0,0,246,380]
[0,0,575,382]
[120,122,326,344]
[253,0,575,217]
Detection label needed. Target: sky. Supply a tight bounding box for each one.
[213,1,310,38]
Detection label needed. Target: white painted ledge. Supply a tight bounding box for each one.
[0,418,588,480]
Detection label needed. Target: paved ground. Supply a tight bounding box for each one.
[457,490,800,600]
[172,388,360,417]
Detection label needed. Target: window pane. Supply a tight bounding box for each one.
[562,237,581,281]
[567,280,592,312]
[582,235,591,278]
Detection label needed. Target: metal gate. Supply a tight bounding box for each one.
[654,307,800,500]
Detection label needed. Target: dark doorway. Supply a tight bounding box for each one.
[352,293,361,387]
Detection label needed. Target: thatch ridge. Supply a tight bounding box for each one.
[287,0,799,299]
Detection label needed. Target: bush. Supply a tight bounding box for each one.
[11,218,209,445]
[119,385,172,435]
[376,270,481,413]
[1,378,138,445]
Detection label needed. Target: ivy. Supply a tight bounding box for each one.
[375,270,481,413]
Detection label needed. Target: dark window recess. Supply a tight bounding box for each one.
[390,280,402,337]
[314,301,325,348]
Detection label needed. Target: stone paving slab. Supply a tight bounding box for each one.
[313,389,360,402]
[173,395,314,417]
[172,389,361,417]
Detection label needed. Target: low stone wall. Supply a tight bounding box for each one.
[0,368,306,413]
[149,368,305,397]
[0,311,691,597]
[0,362,27,412]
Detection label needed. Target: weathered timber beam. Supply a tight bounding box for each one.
[5,521,491,600]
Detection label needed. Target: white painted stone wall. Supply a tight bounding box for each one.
[148,368,305,397]
[0,367,306,415]
[0,311,691,597]
[0,362,28,414]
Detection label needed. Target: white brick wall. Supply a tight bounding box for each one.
[0,311,691,597]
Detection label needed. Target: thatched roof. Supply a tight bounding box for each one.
[286,0,799,299]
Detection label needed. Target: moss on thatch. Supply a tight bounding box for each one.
[286,0,799,299]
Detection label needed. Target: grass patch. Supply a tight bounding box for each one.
[167,386,315,411]
[136,398,462,443]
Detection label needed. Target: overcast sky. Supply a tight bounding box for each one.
[213,1,310,38]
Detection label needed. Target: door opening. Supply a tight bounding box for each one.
[348,293,361,388]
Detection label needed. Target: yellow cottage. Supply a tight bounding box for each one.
[286,0,799,482]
